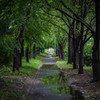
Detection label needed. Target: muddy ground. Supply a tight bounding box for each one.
[62,68,100,100]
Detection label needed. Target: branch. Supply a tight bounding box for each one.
[59,0,95,34]
[83,34,93,44]
[42,9,70,28]
[56,8,95,34]
[39,16,73,39]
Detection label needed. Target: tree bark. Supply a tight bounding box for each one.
[73,49,78,69]
[58,43,61,59]
[58,43,65,60]
[13,49,20,72]
[60,44,65,60]
[92,0,100,82]
[78,23,84,74]
[68,29,73,64]
[78,46,84,74]
[19,40,24,67]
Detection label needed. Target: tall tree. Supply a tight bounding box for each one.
[92,0,100,82]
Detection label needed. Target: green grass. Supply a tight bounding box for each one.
[22,56,42,69]
[56,59,92,70]
[0,55,42,76]
[56,60,72,69]
[21,56,42,75]
[84,65,92,70]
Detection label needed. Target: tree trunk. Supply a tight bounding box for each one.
[73,49,78,69]
[58,43,61,59]
[78,46,84,74]
[26,46,29,62]
[68,29,73,64]
[33,44,36,59]
[78,22,84,74]
[60,44,65,60]
[19,40,24,67]
[13,49,20,72]
[92,1,100,81]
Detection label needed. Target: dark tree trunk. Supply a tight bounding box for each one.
[21,40,24,57]
[78,46,84,74]
[72,21,79,69]
[58,43,65,60]
[58,49,61,59]
[73,49,78,69]
[58,43,61,59]
[68,29,73,64]
[78,23,84,74]
[33,44,36,59]
[19,40,24,67]
[13,49,20,72]
[56,49,59,56]
[26,46,29,62]
[92,0,100,82]
[60,44,65,60]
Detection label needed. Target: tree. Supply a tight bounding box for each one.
[92,0,100,82]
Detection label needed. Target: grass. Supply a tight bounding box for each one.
[56,60,72,69]
[22,56,42,69]
[20,55,42,76]
[56,57,92,70]
[0,55,42,76]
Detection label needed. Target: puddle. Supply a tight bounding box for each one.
[32,63,85,100]
[41,64,58,70]
[32,64,73,100]
[40,73,70,95]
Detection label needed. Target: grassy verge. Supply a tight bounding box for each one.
[0,55,42,100]
[55,57,92,70]
[21,56,42,75]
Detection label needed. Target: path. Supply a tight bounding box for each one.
[25,49,73,100]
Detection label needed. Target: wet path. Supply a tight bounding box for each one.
[27,55,73,100]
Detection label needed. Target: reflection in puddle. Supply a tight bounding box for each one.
[32,64,84,100]
[40,72,70,95]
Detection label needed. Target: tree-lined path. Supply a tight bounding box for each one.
[0,0,100,100]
